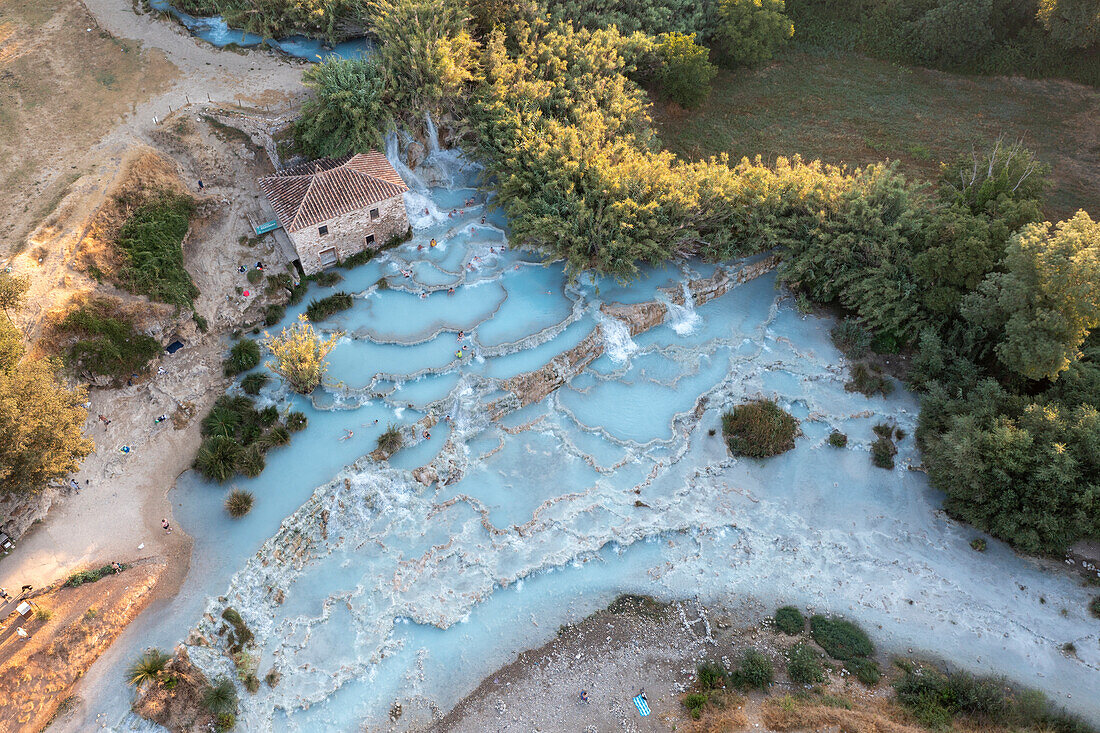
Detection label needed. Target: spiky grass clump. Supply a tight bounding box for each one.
[286,411,308,432]
[203,677,239,716]
[240,372,269,395]
[722,400,798,458]
[225,489,254,519]
[224,339,261,377]
[774,606,805,635]
[194,436,242,483]
[376,424,403,455]
[127,648,170,687]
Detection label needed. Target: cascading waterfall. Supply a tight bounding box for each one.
[80,142,1100,733]
[425,111,441,154]
[659,282,700,336]
[594,310,638,363]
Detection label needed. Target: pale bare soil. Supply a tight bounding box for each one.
[0,0,310,719]
[434,597,921,733]
[0,560,165,733]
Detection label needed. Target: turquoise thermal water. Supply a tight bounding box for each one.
[145,0,373,59]
[73,142,1100,733]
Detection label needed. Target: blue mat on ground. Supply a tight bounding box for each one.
[633,694,651,717]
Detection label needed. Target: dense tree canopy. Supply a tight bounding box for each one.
[295,57,390,157]
[710,0,794,67]
[0,279,92,496]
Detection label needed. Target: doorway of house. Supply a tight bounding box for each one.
[319,247,338,268]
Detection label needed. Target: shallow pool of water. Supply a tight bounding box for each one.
[78,143,1100,732]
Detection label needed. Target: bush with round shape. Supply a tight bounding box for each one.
[236,445,266,478]
[722,399,799,458]
[240,372,268,395]
[786,643,825,684]
[683,692,708,719]
[127,648,170,687]
[654,32,716,108]
[225,489,254,519]
[732,649,773,690]
[286,411,308,432]
[809,615,873,660]
[203,677,239,716]
[246,268,264,285]
[194,436,243,483]
[827,431,848,448]
[774,605,805,635]
[710,0,794,68]
[224,339,261,377]
[1090,596,1100,619]
[697,660,727,689]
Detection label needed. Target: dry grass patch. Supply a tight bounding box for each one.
[0,0,176,251]
[762,694,922,733]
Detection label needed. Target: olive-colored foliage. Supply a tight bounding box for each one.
[0,271,29,317]
[918,379,1100,554]
[786,643,825,684]
[295,58,390,158]
[0,322,93,495]
[849,658,882,686]
[774,605,805,634]
[544,0,708,37]
[1037,0,1100,49]
[894,664,1093,732]
[710,0,794,68]
[114,193,198,309]
[263,315,341,393]
[809,615,873,660]
[127,648,170,687]
[60,301,161,381]
[654,32,716,108]
[787,0,1100,85]
[961,211,1100,382]
[305,292,354,321]
[225,489,255,518]
[731,648,774,690]
[225,339,261,377]
[173,0,364,43]
[377,424,404,454]
[722,399,798,458]
[369,0,479,118]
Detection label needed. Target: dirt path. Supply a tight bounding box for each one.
[0,560,166,733]
[0,0,306,618]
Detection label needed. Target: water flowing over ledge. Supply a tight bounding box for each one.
[89,141,1100,731]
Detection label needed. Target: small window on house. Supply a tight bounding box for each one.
[318,225,329,235]
[370,208,380,221]
[365,234,376,246]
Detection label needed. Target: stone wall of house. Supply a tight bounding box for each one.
[290,194,409,275]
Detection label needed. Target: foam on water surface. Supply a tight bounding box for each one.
[81,144,1100,732]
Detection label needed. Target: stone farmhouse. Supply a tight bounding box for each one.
[259,152,410,276]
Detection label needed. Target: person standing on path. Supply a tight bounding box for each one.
[161,518,172,534]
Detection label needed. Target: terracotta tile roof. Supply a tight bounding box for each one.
[259,152,409,233]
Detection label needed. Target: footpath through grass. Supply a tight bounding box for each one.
[652,51,1100,220]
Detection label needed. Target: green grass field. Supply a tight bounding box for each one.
[652,51,1100,220]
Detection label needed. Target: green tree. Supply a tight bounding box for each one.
[295,58,390,158]
[369,0,479,117]
[0,271,29,319]
[920,381,1100,554]
[709,0,794,68]
[962,211,1100,381]
[905,0,995,66]
[1037,0,1100,49]
[654,32,717,108]
[0,340,94,496]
